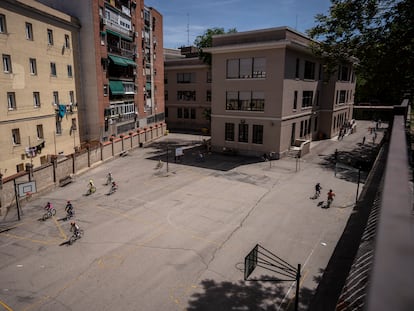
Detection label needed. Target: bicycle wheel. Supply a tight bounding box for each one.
[51,209,56,216]
[42,213,48,221]
[69,235,75,245]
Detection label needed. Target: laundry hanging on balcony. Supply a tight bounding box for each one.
[57,104,67,118]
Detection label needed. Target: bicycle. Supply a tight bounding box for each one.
[85,185,96,195]
[69,229,84,245]
[42,208,56,220]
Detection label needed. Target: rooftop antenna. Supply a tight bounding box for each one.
[187,13,190,46]
[295,14,298,30]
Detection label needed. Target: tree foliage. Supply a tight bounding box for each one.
[194,27,237,65]
[307,0,414,104]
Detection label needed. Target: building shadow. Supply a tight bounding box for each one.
[146,139,262,172]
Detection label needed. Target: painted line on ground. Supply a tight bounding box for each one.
[0,299,13,311]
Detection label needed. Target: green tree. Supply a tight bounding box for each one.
[194,27,237,65]
[308,0,414,105]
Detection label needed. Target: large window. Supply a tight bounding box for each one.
[50,62,57,76]
[7,92,16,110]
[3,54,12,73]
[29,58,37,75]
[206,90,211,102]
[225,123,235,141]
[0,14,6,33]
[206,71,212,83]
[226,91,265,111]
[238,123,249,143]
[25,22,33,40]
[177,72,195,83]
[252,125,264,144]
[226,57,266,79]
[69,91,75,105]
[177,108,183,118]
[12,128,21,145]
[47,29,53,45]
[33,92,40,108]
[177,91,196,101]
[302,91,313,108]
[304,61,315,80]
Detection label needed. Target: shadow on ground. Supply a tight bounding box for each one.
[146,139,262,172]
[318,142,382,184]
[186,273,320,311]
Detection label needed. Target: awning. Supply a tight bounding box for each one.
[109,55,127,67]
[109,80,125,95]
[106,29,133,42]
[108,55,136,67]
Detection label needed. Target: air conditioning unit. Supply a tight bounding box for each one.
[102,19,107,25]
[135,31,139,38]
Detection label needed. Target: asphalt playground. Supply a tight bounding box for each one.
[0,120,383,311]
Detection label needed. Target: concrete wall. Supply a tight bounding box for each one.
[0,123,167,218]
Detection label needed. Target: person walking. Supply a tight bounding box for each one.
[326,189,336,208]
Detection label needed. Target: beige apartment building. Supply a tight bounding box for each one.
[164,46,211,133]
[38,0,165,143]
[0,0,81,178]
[206,27,355,158]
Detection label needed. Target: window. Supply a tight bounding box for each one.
[227,59,239,78]
[183,108,189,119]
[206,90,211,102]
[67,65,73,77]
[50,62,57,76]
[29,58,37,75]
[33,92,40,107]
[293,91,298,110]
[69,91,75,105]
[253,58,266,78]
[0,14,7,33]
[304,61,315,80]
[56,117,62,134]
[295,58,300,78]
[300,120,304,137]
[25,22,33,40]
[177,72,194,83]
[3,54,12,73]
[226,91,265,111]
[207,71,212,83]
[64,34,70,48]
[251,92,265,111]
[302,91,313,108]
[53,91,59,105]
[226,92,238,110]
[238,123,248,143]
[71,118,77,131]
[36,125,44,139]
[103,84,108,96]
[252,125,264,144]
[47,29,53,45]
[227,57,266,79]
[190,108,196,119]
[12,128,21,145]
[225,123,235,141]
[240,58,253,78]
[177,108,182,118]
[339,90,346,104]
[165,107,169,118]
[177,91,196,101]
[7,92,16,110]
[338,65,349,81]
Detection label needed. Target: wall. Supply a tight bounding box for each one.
[0,123,167,219]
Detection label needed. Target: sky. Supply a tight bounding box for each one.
[144,0,332,48]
